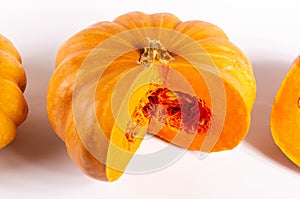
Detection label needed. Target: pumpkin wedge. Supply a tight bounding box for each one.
[271,56,300,166]
[0,34,28,149]
[47,12,256,181]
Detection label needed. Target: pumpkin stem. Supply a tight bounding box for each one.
[138,37,175,66]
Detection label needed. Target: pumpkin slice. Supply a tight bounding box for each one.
[47,12,256,181]
[271,56,300,166]
[0,34,28,149]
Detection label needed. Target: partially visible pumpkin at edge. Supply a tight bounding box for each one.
[271,56,300,167]
[47,12,256,181]
[0,34,28,149]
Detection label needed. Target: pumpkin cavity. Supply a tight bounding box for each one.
[125,84,212,149]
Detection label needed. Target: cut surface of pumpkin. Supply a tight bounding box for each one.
[271,56,300,166]
[47,12,256,181]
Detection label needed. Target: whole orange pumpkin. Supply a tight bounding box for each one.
[47,12,256,181]
[0,34,28,149]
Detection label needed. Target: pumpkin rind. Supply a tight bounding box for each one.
[47,12,256,181]
[0,34,28,149]
[271,56,300,166]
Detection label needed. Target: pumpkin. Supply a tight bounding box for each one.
[271,56,300,166]
[47,12,256,181]
[0,34,28,149]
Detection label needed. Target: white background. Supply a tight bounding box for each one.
[1,0,300,198]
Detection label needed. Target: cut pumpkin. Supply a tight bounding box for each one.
[47,12,256,181]
[271,56,300,166]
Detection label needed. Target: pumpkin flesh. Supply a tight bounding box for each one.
[271,57,300,166]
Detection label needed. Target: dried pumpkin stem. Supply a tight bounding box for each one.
[138,37,175,66]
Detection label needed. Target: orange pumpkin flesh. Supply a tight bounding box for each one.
[47,12,256,181]
[0,34,28,149]
[271,56,300,166]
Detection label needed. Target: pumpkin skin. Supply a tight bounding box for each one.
[0,34,28,149]
[47,12,256,181]
[271,56,300,166]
